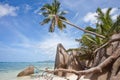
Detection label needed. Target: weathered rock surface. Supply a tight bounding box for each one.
[54,33,120,80]
[66,50,85,76]
[17,66,34,77]
[87,33,120,80]
[54,43,69,76]
[54,43,84,77]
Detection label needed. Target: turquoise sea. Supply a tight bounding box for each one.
[0,62,54,80]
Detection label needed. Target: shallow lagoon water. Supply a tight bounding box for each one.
[0,62,54,80]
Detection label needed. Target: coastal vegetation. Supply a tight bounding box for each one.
[40,0,120,80]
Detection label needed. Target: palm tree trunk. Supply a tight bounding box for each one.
[61,19,105,39]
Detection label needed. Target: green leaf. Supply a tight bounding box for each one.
[41,4,52,11]
[40,0,67,32]
[57,19,63,30]
[40,18,50,25]
[85,26,96,32]
[59,11,68,15]
[108,15,120,34]
[83,34,96,44]
[59,16,67,20]
[63,24,66,28]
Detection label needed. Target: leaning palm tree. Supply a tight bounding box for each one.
[40,0,105,38]
[40,0,67,32]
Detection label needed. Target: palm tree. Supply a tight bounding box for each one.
[40,0,105,38]
[40,0,67,32]
[78,8,114,51]
[96,8,113,37]
[96,8,120,39]
[76,8,120,67]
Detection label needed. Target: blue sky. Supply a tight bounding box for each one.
[0,0,120,62]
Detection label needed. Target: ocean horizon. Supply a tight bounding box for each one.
[0,62,54,80]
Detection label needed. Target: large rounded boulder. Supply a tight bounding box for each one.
[17,66,34,77]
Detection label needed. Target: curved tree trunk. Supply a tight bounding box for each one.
[61,19,105,39]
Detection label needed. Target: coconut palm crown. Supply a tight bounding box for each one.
[40,0,67,32]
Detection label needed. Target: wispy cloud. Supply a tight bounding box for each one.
[0,32,78,61]
[1,0,119,62]
[83,8,119,24]
[34,7,40,14]
[24,4,32,13]
[38,32,78,58]
[0,3,19,17]
[61,0,84,11]
[0,19,79,61]
[83,12,98,24]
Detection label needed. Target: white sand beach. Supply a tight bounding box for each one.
[0,69,90,80]
[16,74,90,80]
[0,62,90,80]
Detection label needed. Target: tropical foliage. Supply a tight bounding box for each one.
[77,8,120,62]
[40,0,120,66]
[40,0,105,38]
[40,1,120,79]
[40,0,67,32]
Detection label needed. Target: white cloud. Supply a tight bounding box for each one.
[111,8,118,14]
[38,32,78,56]
[1,27,78,60]
[83,8,119,24]
[83,12,98,24]
[1,32,78,60]
[112,14,118,20]
[102,8,118,15]
[0,3,18,17]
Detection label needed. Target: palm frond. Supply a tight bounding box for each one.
[97,8,104,18]
[58,11,68,15]
[59,16,67,21]
[41,4,52,11]
[106,8,113,26]
[63,24,66,28]
[41,12,50,17]
[40,0,67,32]
[40,18,51,25]
[81,34,97,49]
[108,15,120,34]
[57,19,64,30]
[85,26,96,32]
[52,0,60,14]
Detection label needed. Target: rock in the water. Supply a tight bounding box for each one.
[17,66,34,77]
